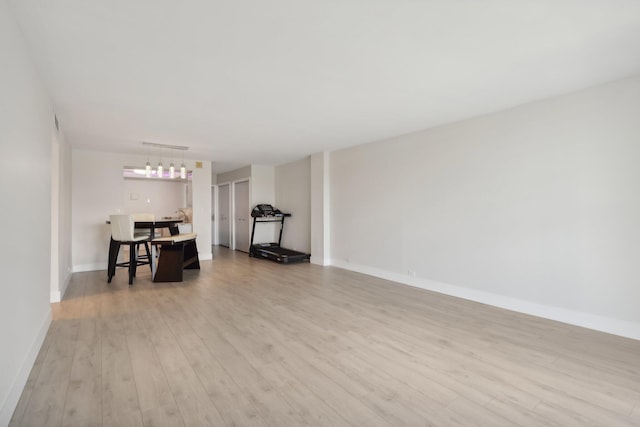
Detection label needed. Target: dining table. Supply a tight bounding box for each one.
[133,218,183,238]
[107,218,183,279]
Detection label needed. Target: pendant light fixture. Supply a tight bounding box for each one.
[141,141,189,179]
[180,149,187,179]
[145,145,152,177]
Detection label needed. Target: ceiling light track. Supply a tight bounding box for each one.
[142,141,189,151]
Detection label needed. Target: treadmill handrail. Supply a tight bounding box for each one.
[252,213,291,218]
[253,217,289,223]
[250,210,287,247]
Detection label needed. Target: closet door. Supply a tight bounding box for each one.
[233,180,250,252]
[218,184,230,247]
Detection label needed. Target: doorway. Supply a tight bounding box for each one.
[233,180,250,252]
[218,183,230,247]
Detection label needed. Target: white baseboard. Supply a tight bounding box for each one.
[200,252,213,261]
[73,262,106,273]
[331,259,640,341]
[0,308,52,426]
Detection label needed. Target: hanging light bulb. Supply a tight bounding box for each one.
[180,163,186,179]
[145,161,152,177]
[156,147,164,178]
[169,162,175,179]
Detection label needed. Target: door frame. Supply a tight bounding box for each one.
[216,182,232,247]
[231,178,251,251]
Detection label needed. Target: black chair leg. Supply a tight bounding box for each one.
[109,238,151,285]
[107,238,120,283]
[128,243,136,285]
[133,243,139,277]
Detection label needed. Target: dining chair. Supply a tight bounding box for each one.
[131,212,159,264]
[108,214,152,285]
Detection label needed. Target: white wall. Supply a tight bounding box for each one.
[250,165,275,206]
[0,2,54,423]
[310,152,331,265]
[72,149,212,271]
[250,165,276,244]
[216,165,251,184]
[59,134,72,296]
[275,157,311,253]
[191,162,212,258]
[50,129,72,302]
[330,75,640,339]
[122,178,186,218]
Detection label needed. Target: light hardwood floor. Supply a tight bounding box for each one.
[10,247,640,426]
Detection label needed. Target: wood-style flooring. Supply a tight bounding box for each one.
[10,247,640,426]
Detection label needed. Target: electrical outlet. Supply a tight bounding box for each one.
[408,270,416,277]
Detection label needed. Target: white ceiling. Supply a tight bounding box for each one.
[9,1,640,172]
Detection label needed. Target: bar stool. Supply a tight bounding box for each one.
[131,213,156,263]
[107,214,152,285]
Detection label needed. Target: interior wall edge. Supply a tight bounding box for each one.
[310,256,331,266]
[330,259,640,341]
[50,290,61,303]
[51,269,71,303]
[0,308,51,426]
[58,271,71,301]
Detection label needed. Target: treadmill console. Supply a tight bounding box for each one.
[251,204,283,217]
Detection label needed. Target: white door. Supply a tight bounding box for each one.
[218,184,230,247]
[233,180,250,252]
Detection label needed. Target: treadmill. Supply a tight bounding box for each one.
[249,204,310,263]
